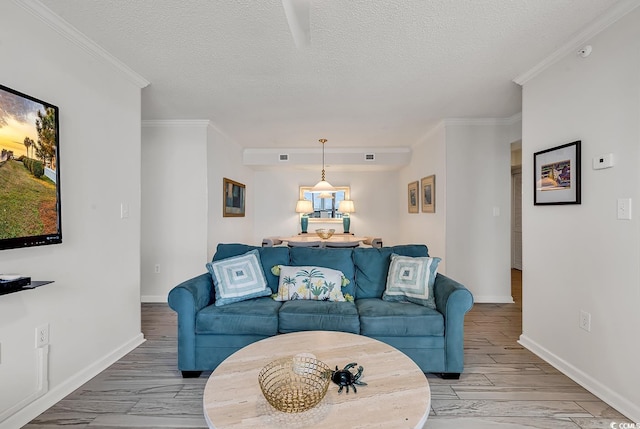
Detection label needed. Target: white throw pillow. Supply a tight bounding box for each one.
[206,249,271,306]
[382,253,441,309]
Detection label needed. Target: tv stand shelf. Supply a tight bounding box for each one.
[0,280,54,297]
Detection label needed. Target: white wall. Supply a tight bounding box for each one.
[0,3,145,427]
[398,124,447,269]
[400,118,518,301]
[206,126,255,256]
[141,121,209,302]
[140,123,255,301]
[252,170,400,245]
[445,119,517,303]
[520,7,640,421]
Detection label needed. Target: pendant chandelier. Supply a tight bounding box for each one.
[311,138,337,194]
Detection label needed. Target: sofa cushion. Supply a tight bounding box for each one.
[273,265,347,302]
[289,247,355,297]
[382,254,440,309]
[392,244,430,257]
[353,245,429,299]
[196,297,281,335]
[206,249,272,306]
[356,298,444,337]
[278,300,360,334]
[213,244,290,293]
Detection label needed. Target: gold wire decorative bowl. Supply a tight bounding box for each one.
[258,356,331,413]
[315,228,335,239]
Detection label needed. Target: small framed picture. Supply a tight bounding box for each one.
[408,181,419,213]
[223,178,245,217]
[421,175,435,213]
[534,141,581,205]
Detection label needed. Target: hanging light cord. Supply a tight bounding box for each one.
[319,138,327,180]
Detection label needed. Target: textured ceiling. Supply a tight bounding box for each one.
[39,0,621,148]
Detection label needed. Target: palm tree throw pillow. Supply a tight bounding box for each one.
[271,265,349,302]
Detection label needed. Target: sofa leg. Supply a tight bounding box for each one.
[181,371,202,378]
[441,372,460,380]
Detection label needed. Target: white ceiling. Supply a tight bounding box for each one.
[38,0,621,149]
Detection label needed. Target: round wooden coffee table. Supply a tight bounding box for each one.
[203,331,430,428]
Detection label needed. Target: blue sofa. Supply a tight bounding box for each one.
[168,243,473,378]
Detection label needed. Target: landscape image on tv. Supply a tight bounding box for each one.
[0,84,61,250]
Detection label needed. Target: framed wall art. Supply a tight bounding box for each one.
[421,175,435,213]
[533,141,581,205]
[408,181,419,213]
[223,177,246,217]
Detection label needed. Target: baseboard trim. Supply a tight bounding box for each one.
[0,333,145,429]
[141,295,168,303]
[472,295,514,303]
[519,334,640,422]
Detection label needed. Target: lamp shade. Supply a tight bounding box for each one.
[311,180,336,193]
[339,200,355,214]
[295,200,313,213]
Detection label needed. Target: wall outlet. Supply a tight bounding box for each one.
[154,264,160,274]
[36,324,50,348]
[120,203,130,219]
[579,310,591,332]
[617,198,632,220]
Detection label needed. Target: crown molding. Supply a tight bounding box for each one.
[243,147,410,155]
[506,112,523,125]
[141,120,210,128]
[513,0,640,85]
[415,120,446,147]
[243,147,411,170]
[13,0,150,89]
[444,112,522,127]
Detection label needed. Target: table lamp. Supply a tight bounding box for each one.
[339,200,355,234]
[295,200,314,233]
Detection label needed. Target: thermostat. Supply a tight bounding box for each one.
[593,153,614,170]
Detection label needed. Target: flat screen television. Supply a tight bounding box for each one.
[0,84,61,250]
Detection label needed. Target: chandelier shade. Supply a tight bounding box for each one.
[311,138,337,193]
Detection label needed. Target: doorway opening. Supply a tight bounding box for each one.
[511,141,522,307]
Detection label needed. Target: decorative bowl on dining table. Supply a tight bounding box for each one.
[315,228,335,239]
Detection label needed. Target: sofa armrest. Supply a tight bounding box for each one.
[167,273,213,371]
[168,273,213,312]
[433,273,474,373]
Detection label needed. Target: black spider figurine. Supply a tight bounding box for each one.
[331,362,367,393]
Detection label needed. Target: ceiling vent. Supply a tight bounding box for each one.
[365,153,375,161]
[279,154,289,161]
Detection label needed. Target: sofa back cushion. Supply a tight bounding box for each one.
[213,244,290,293]
[289,247,356,297]
[353,245,429,298]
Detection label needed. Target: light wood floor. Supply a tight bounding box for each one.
[24,270,632,428]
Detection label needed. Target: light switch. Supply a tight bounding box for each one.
[617,198,632,220]
[120,203,130,219]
